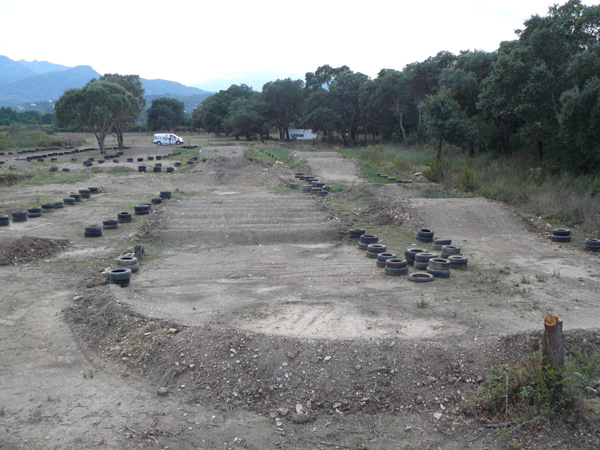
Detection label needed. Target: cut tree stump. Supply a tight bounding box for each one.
[542,313,564,368]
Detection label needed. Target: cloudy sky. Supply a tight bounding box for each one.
[0,0,593,91]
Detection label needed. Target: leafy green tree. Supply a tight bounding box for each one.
[374,69,413,144]
[55,80,137,153]
[421,87,473,160]
[100,74,146,148]
[192,84,254,134]
[223,93,270,141]
[559,77,600,172]
[147,98,185,131]
[262,78,304,141]
[302,89,343,145]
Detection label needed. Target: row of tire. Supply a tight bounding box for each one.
[550,228,600,252]
[349,227,468,282]
[375,172,413,184]
[84,191,172,237]
[290,172,331,197]
[0,187,100,225]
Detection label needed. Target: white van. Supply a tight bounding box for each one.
[153,133,184,146]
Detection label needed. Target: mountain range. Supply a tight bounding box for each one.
[0,56,214,112]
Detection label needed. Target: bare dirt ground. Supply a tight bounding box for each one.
[1,139,599,449]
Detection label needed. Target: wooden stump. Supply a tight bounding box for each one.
[542,313,564,368]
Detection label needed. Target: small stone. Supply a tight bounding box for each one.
[157,387,168,396]
[433,412,443,420]
[332,402,342,409]
[168,328,177,334]
[73,295,83,302]
[426,376,437,384]
[296,403,303,414]
[404,426,412,432]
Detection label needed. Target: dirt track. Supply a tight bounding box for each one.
[1,142,599,449]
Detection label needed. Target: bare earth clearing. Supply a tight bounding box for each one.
[0,141,599,449]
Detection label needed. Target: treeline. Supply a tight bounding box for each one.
[0,107,54,126]
[191,1,600,174]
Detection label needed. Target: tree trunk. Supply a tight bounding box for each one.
[542,313,564,369]
[537,140,544,161]
[436,137,443,161]
[117,130,124,149]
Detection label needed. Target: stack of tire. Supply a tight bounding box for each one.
[376,252,396,267]
[551,228,571,242]
[11,210,27,222]
[0,214,9,226]
[159,191,172,200]
[84,224,102,238]
[385,258,408,276]
[366,243,387,259]
[416,228,434,243]
[413,252,437,270]
[358,234,378,250]
[348,228,365,240]
[115,255,140,273]
[426,257,451,278]
[134,204,150,216]
[584,238,600,252]
[404,247,426,266]
[104,267,132,287]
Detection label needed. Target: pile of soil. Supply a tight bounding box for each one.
[0,236,69,265]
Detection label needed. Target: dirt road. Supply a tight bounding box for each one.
[1,142,599,449]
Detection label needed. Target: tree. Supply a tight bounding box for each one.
[421,87,473,160]
[262,78,304,141]
[100,74,146,148]
[302,89,343,145]
[223,93,270,141]
[191,84,254,134]
[55,80,137,153]
[147,98,185,131]
[374,69,413,144]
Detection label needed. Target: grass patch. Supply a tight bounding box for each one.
[478,348,600,422]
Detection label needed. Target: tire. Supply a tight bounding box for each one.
[358,242,369,250]
[160,191,172,199]
[103,219,118,229]
[552,228,571,237]
[408,272,435,282]
[426,267,451,278]
[448,255,468,269]
[551,234,571,242]
[117,212,132,223]
[151,198,162,204]
[70,193,82,201]
[385,258,407,269]
[12,210,27,222]
[441,245,461,257]
[359,234,378,245]
[166,167,174,173]
[138,165,146,172]
[0,214,9,226]
[385,266,409,276]
[348,228,365,239]
[432,239,452,251]
[404,248,426,261]
[156,141,162,146]
[417,228,434,238]
[416,235,433,243]
[88,187,99,194]
[376,253,396,267]
[84,230,102,237]
[64,198,75,205]
[428,258,450,271]
[105,267,132,287]
[367,243,387,254]
[134,244,145,259]
[414,261,429,270]
[414,252,437,263]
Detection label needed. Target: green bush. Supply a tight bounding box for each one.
[479,349,600,421]
[423,158,451,183]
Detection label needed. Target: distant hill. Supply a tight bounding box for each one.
[0,56,214,112]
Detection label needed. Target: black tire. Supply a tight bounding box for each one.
[585,245,600,252]
[166,167,174,173]
[414,252,437,263]
[448,255,468,269]
[585,238,600,246]
[359,234,378,245]
[417,228,434,238]
[386,258,408,269]
[117,212,132,223]
[156,141,162,146]
[105,267,132,287]
[367,243,387,254]
[160,191,172,199]
[416,235,433,243]
[152,198,162,204]
[348,228,366,239]
[0,215,9,226]
[28,206,42,214]
[441,245,461,256]
[358,242,369,250]
[12,210,27,219]
[138,165,146,172]
[404,248,426,261]
[85,224,102,233]
[426,267,451,278]
[377,252,396,262]
[385,266,409,276]
[70,193,82,201]
[414,261,429,270]
[41,203,55,210]
[551,234,571,242]
[408,272,435,282]
[552,228,571,237]
[88,187,99,194]
[27,211,42,218]
[138,158,144,162]
[432,239,452,251]
[103,219,118,229]
[84,230,102,237]
[64,198,75,205]
[134,244,145,259]
[428,258,450,271]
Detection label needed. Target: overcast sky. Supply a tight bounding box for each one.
[0,0,595,91]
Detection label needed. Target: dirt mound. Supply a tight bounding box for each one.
[0,236,69,265]
[192,156,266,174]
